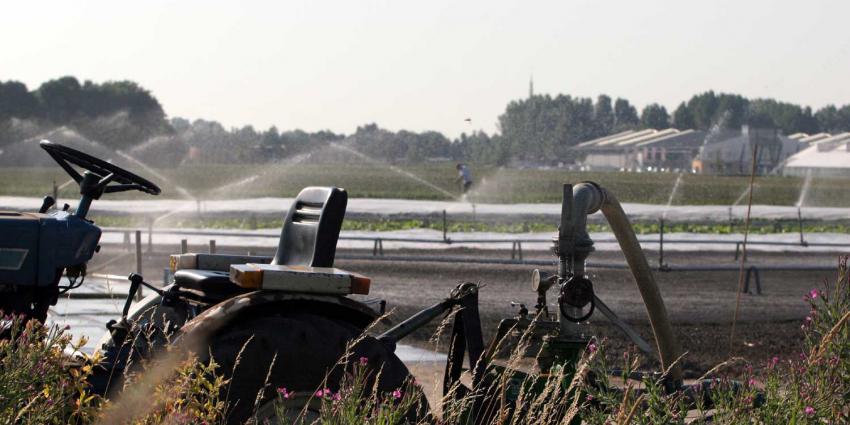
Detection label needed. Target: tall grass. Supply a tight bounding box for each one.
[270,257,850,424]
[2,257,848,423]
[0,315,228,424]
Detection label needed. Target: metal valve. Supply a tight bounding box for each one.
[558,275,595,322]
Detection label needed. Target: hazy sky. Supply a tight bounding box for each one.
[3,0,849,137]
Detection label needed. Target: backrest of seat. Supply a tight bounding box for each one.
[272,187,347,267]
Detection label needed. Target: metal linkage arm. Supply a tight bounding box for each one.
[377,298,457,345]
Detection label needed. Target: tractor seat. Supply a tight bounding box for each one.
[174,187,348,296]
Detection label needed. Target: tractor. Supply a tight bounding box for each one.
[0,141,688,424]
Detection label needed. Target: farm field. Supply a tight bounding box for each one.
[3,162,850,207]
[70,245,838,378]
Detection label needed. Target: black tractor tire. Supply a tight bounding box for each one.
[204,312,423,424]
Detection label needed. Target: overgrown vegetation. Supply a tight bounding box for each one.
[2,261,848,423]
[273,258,850,424]
[0,316,228,424]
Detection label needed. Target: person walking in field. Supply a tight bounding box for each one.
[455,163,473,199]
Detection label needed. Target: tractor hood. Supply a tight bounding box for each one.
[0,210,101,287]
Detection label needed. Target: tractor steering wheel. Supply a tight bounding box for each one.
[40,140,161,196]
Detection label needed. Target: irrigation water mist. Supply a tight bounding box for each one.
[661,173,684,219]
[329,141,457,199]
[114,149,195,201]
[73,136,200,225]
[203,148,318,197]
[795,169,813,208]
[39,129,198,223]
[661,113,729,218]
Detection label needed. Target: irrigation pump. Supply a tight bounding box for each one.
[375,182,684,423]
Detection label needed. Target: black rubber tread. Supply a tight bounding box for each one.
[204,313,418,424]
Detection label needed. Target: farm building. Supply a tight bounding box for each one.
[691,125,802,175]
[572,128,707,171]
[782,132,850,177]
[574,126,803,175]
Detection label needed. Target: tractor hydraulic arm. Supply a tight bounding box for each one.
[377,282,479,346]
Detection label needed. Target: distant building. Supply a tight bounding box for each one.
[691,126,801,175]
[573,129,706,171]
[782,132,850,177]
[573,125,803,175]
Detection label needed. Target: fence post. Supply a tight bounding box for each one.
[147,217,153,253]
[797,208,807,246]
[728,206,733,233]
[658,217,665,268]
[373,239,385,256]
[123,231,131,252]
[180,239,188,254]
[442,210,447,242]
[209,239,216,254]
[135,230,143,300]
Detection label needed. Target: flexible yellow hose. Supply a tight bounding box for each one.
[599,187,683,383]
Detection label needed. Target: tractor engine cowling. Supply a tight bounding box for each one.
[0,210,101,288]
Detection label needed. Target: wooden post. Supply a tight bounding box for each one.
[209,239,216,254]
[135,230,143,300]
[147,217,153,253]
[658,217,665,268]
[180,239,188,254]
[442,210,447,242]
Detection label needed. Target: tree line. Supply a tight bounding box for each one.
[0,77,170,149]
[2,77,850,166]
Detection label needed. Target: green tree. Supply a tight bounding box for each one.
[613,98,639,131]
[672,102,695,129]
[0,81,41,120]
[36,76,83,122]
[813,104,850,133]
[640,103,670,129]
[593,95,614,136]
[748,99,818,134]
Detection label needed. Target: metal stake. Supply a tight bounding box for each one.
[135,230,143,300]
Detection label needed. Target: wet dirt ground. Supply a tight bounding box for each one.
[85,243,846,379]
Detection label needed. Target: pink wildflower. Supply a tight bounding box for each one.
[315,388,330,397]
[392,389,403,399]
[359,356,369,366]
[587,342,597,354]
[809,289,819,299]
[277,387,294,399]
[804,406,815,416]
[747,378,756,386]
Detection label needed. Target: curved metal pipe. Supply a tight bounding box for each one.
[570,182,605,253]
[596,185,683,383]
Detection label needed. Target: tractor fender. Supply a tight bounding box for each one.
[178,291,379,344]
